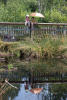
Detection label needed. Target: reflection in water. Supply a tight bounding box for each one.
[13,84,42,100]
[0,59,67,100]
[0,83,67,100]
[0,59,67,83]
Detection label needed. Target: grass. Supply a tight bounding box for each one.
[0,35,67,60]
[0,35,67,73]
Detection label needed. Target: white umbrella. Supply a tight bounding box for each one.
[30,12,44,18]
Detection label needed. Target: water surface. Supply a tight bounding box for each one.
[1,83,67,100]
[0,59,67,100]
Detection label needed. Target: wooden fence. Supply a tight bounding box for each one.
[0,22,67,41]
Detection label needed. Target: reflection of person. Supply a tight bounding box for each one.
[25,83,29,91]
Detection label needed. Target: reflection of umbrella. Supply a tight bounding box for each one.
[30,88,43,94]
[30,12,44,18]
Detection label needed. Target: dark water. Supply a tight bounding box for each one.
[0,59,67,100]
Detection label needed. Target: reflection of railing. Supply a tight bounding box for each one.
[0,70,67,83]
[0,22,67,41]
[31,71,67,83]
[0,82,11,96]
[0,79,17,96]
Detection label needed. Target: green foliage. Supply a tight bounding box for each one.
[13,50,20,58]
[51,84,67,95]
[61,6,67,15]
[44,9,67,23]
[0,1,30,22]
[0,0,67,22]
[1,0,7,4]
[8,64,13,69]
[50,9,67,22]
[28,1,38,12]
[50,9,63,22]
[44,11,51,22]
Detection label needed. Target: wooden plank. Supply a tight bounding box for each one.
[0,22,67,26]
[0,80,67,83]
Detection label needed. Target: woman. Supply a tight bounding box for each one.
[25,15,30,33]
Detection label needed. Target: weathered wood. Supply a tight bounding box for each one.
[0,22,67,41]
[0,22,24,25]
[0,22,67,25]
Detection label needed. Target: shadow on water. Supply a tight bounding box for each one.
[0,59,67,100]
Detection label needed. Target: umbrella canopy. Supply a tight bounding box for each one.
[30,12,44,18]
[30,88,43,94]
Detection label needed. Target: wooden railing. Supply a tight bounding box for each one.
[0,22,67,41]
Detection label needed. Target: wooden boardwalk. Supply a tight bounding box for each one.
[0,22,67,41]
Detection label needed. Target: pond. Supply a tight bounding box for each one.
[0,59,67,100]
[1,83,67,100]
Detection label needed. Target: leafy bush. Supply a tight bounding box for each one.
[44,9,67,23]
[8,64,13,69]
[50,9,64,22]
[0,0,67,22]
[44,11,51,22]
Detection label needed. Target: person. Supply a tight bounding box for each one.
[31,17,36,23]
[25,15,30,26]
[25,15,30,33]
[31,17,37,40]
[31,17,36,30]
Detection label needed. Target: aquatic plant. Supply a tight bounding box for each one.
[8,64,13,70]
